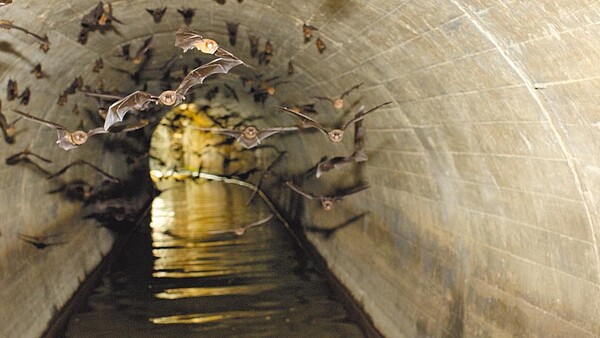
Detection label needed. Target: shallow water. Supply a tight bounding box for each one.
[64,181,365,337]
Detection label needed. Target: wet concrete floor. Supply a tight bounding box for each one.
[63,181,365,337]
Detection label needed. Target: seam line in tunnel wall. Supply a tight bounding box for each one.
[449,0,600,282]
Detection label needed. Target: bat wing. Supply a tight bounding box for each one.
[104,91,156,130]
[316,156,353,178]
[285,181,318,200]
[11,109,65,130]
[276,106,322,129]
[136,36,153,56]
[237,136,261,149]
[333,185,370,201]
[86,127,109,137]
[174,26,205,52]
[175,58,243,97]
[214,47,241,61]
[243,214,274,229]
[103,119,149,134]
[312,96,334,104]
[340,82,363,99]
[256,127,299,142]
[341,101,392,130]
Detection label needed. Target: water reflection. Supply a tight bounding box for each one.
[64,181,364,337]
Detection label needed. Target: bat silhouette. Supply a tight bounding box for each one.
[133,36,153,64]
[192,125,298,149]
[223,83,239,101]
[31,63,47,79]
[208,214,274,236]
[0,102,22,144]
[277,101,391,142]
[114,43,131,60]
[18,233,66,250]
[0,1,12,6]
[93,58,104,72]
[19,87,30,105]
[175,26,246,64]
[226,22,239,46]
[5,149,51,166]
[146,7,167,23]
[248,34,259,58]
[312,82,363,110]
[352,119,368,162]
[174,57,245,100]
[7,79,18,101]
[258,40,273,65]
[177,8,195,25]
[0,20,50,52]
[288,60,294,75]
[13,109,148,150]
[286,181,369,211]
[103,90,173,129]
[316,37,326,54]
[305,212,368,238]
[48,159,119,183]
[303,23,318,43]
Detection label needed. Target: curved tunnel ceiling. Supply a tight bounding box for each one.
[2,1,600,337]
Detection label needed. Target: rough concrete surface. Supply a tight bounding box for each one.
[1,0,600,337]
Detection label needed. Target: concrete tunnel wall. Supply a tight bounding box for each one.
[1,0,600,337]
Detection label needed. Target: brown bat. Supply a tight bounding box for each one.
[286,181,369,211]
[48,159,119,183]
[5,149,51,165]
[98,2,123,27]
[31,63,47,79]
[103,90,173,129]
[133,36,153,65]
[19,87,30,105]
[175,26,246,64]
[288,60,294,75]
[93,58,104,72]
[7,79,18,101]
[303,23,318,43]
[305,212,368,238]
[208,214,273,236]
[18,233,66,250]
[64,76,84,95]
[0,105,23,144]
[0,20,50,52]
[277,102,391,142]
[146,7,167,23]
[226,22,239,46]
[12,109,148,150]
[258,40,273,64]
[312,82,363,110]
[248,34,259,58]
[177,8,195,25]
[0,0,12,6]
[57,93,68,106]
[192,125,298,149]
[316,37,326,54]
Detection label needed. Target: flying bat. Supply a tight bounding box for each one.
[18,233,66,250]
[303,23,318,43]
[103,90,175,129]
[173,57,245,101]
[285,181,369,211]
[31,63,47,79]
[316,37,326,54]
[208,214,273,236]
[146,7,167,23]
[192,125,298,149]
[133,36,153,64]
[248,34,259,58]
[312,82,363,110]
[177,8,195,25]
[175,26,246,63]
[226,22,239,46]
[7,79,17,101]
[5,149,51,165]
[47,159,119,183]
[12,109,148,150]
[0,20,50,52]
[277,101,391,142]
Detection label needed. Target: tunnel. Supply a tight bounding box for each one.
[2,0,600,337]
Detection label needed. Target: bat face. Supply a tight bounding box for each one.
[242,126,258,139]
[7,79,17,101]
[316,37,326,54]
[321,199,334,211]
[158,90,179,106]
[333,98,344,109]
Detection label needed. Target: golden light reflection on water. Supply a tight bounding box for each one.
[155,284,278,300]
[150,310,281,325]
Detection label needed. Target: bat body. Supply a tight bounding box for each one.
[288,61,294,75]
[193,125,298,149]
[277,102,391,142]
[93,58,104,72]
[316,37,326,54]
[146,7,167,23]
[7,79,17,101]
[0,20,50,52]
[19,87,30,105]
[31,63,47,79]
[303,23,318,43]
[177,8,195,25]
[133,37,153,64]
[226,22,239,46]
[223,83,239,101]
[13,109,146,150]
[208,214,273,236]
[286,181,369,211]
[258,40,273,64]
[312,82,363,110]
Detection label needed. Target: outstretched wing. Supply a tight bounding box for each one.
[243,214,274,230]
[11,109,66,130]
[174,26,218,54]
[256,126,299,142]
[340,82,363,99]
[103,119,150,134]
[332,185,370,201]
[316,156,354,178]
[341,101,392,130]
[104,91,156,130]
[193,127,243,138]
[175,58,243,97]
[276,106,325,132]
[285,181,319,200]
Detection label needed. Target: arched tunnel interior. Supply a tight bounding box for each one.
[2,1,600,337]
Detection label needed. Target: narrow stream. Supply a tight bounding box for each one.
[63,181,365,337]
